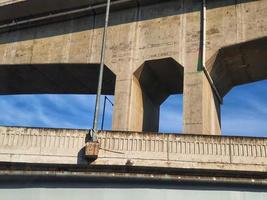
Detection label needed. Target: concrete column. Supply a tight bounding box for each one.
[130,76,160,132]
[183,72,221,135]
[112,78,132,131]
[112,58,184,133]
[112,76,160,132]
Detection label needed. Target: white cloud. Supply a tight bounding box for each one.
[0,80,265,137]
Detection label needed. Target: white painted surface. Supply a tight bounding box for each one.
[0,187,266,200]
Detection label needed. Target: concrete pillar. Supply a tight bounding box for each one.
[130,76,160,132]
[183,72,221,135]
[112,78,132,131]
[112,58,184,132]
[112,75,160,132]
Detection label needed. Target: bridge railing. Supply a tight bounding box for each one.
[0,127,266,172]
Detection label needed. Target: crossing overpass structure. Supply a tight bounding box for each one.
[0,0,266,199]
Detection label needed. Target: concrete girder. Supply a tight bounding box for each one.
[0,64,116,95]
[0,0,173,25]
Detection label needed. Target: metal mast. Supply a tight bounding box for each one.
[92,0,111,141]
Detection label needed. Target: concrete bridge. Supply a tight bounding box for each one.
[0,0,266,135]
[0,1,266,198]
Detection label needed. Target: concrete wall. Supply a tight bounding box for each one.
[0,0,267,134]
[0,127,266,172]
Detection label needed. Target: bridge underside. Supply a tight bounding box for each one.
[0,64,116,95]
[207,36,267,97]
[0,0,171,25]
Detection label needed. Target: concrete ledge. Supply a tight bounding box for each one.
[0,126,88,164]
[95,131,267,172]
[0,127,266,172]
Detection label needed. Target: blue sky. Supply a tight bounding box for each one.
[0,80,265,137]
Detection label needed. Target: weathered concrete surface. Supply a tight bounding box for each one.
[0,127,266,172]
[0,126,87,164]
[0,0,267,133]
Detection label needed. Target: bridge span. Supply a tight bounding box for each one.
[0,0,267,134]
[0,0,266,198]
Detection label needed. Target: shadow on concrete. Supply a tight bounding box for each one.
[0,0,256,44]
[77,146,89,164]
